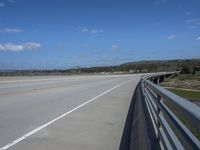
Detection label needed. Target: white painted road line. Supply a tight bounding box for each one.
[0,78,135,150]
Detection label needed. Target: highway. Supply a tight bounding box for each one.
[0,74,141,150]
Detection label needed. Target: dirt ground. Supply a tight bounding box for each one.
[160,79,200,90]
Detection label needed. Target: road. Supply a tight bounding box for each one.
[0,74,141,150]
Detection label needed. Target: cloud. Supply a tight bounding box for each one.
[196,37,200,41]
[0,42,41,52]
[112,44,119,51]
[80,28,89,33]
[0,0,15,7]
[8,0,15,3]
[0,28,22,33]
[155,0,167,5]
[0,2,5,7]
[186,18,200,24]
[185,11,192,15]
[90,29,103,34]
[27,29,40,34]
[167,35,176,40]
[84,43,90,48]
[186,18,200,29]
[78,27,103,34]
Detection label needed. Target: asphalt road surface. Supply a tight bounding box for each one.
[0,74,141,150]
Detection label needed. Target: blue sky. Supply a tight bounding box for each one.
[0,0,200,69]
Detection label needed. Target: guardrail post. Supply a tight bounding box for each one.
[143,81,146,99]
[157,77,160,85]
[156,94,161,141]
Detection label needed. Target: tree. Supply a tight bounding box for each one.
[181,64,193,74]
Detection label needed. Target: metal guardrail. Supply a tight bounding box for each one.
[141,73,200,150]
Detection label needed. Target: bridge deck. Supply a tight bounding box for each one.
[0,75,140,150]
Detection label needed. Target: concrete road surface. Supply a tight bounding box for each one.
[0,74,141,150]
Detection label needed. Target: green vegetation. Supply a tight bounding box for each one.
[176,112,200,139]
[160,66,200,139]
[176,112,200,140]
[172,109,200,140]
[161,73,200,90]
[167,88,200,100]
[165,99,200,140]
[173,74,200,81]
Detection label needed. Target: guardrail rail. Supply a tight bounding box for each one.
[141,72,200,150]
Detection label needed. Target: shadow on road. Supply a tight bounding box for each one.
[119,82,160,150]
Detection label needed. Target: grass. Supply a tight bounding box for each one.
[165,73,200,81]
[165,87,200,140]
[175,74,200,81]
[175,112,200,140]
[161,73,200,140]
[160,73,200,90]
[167,88,200,100]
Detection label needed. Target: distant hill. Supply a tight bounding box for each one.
[119,58,200,73]
[122,59,200,66]
[0,58,200,76]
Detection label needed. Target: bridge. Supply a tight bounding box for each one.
[0,73,199,150]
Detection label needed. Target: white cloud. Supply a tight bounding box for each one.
[80,28,89,33]
[186,11,192,15]
[196,37,200,41]
[78,27,103,34]
[90,29,103,34]
[0,0,15,8]
[84,43,90,48]
[167,35,176,40]
[0,28,22,33]
[155,0,167,5]
[186,18,200,24]
[8,0,15,3]
[0,2,5,7]
[186,18,200,28]
[27,29,40,34]
[0,42,41,52]
[112,44,119,51]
